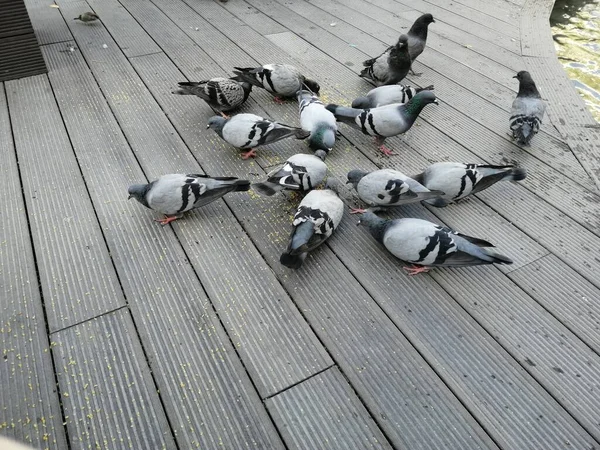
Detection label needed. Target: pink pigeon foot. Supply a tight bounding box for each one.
[350,207,367,214]
[378,144,394,156]
[241,149,257,159]
[403,265,431,276]
[155,215,179,226]
[220,112,231,119]
[273,96,285,104]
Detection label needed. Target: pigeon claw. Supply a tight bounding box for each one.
[241,149,257,159]
[155,216,179,226]
[378,144,394,156]
[403,265,431,276]
[220,112,231,119]
[350,207,367,214]
[273,96,285,105]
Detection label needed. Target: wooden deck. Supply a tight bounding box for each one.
[2,0,600,448]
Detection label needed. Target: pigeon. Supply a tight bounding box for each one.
[347,168,444,213]
[510,71,546,146]
[128,174,250,225]
[298,89,337,155]
[207,113,310,159]
[280,188,344,269]
[232,64,320,103]
[172,78,252,117]
[412,162,527,207]
[326,90,438,155]
[74,12,99,23]
[357,211,513,275]
[253,153,327,196]
[351,84,434,109]
[360,35,412,86]
[407,14,435,74]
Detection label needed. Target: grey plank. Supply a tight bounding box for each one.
[130,52,498,450]
[266,367,393,450]
[0,84,67,450]
[519,0,556,57]
[80,0,161,57]
[41,43,284,448]
[23,0,72,45]
[6,75,126,333]
[52,308,175,449]
[420,0,519,23]
[214,0,288,35]
[56,1,333,398]
[508,254,600,354]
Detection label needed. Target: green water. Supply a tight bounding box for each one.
[551,0,600,122]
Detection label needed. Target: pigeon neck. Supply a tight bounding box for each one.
[409,21,430,40]
[403,97,427,119]
[517,78,541,98]
[360,212,388,244]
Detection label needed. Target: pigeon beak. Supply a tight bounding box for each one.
[433,99,439,105]
[512,75,517,79]
[206,124,210,129]
[432,19,436,23]
[356,220,362,226]
[127,195,132,200]
[345,180,352,185]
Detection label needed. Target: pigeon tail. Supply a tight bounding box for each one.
[508,167,527,181]
[172,82,200,95]
[481,248,513,265]
[351,96,370,109]
[515,123,534,146]
[280,252,307,269]
[231,179,251,192]
[325,104,362,126]
[289,221,315,254]
[415,85,434,93]
[252,181,284,197]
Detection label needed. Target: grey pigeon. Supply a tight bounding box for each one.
[407,14,435,74]
[357,211,513,275]
[351,84,434,109]
[510,71,546,145]
[298,89,337,155]
[233,64,320,103]
[360,35,412,86]
[207,113,310,159]
[347,168,444,213]
[280,188,344,269]
[412,162,527,207]
[128,174,250,225]
[326,90,438,155]
[74,11,99,22]
[253,153,327,196]
[172,78,252,116]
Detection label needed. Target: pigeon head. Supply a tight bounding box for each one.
[513,71,541,98]
[347,169,368,188]
[396,35,409,47]
[128,183,151,208]
[303,79,321,95]
[207,116,227,136]
[351,96,370,109]
[314,149,328,161]
[404,90,438,117]
[409,14,434,39]
[356,211,388,243]
[308,127,336,152]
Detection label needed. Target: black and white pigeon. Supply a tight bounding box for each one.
[207,113,310,159]
[406,14,435,74]
[280,187,344,269]
[357,211,513,275]
[351,84,434,109]
[232,64,320,103]
[510,71,546,146]
[347,168,444,213]
[298,89,337,156]
[360,35,412,86]
[128,174,250,225]
[172,78,252,116]
[412,162,527,207]
[326,90,438,155]
[253,153,328,196]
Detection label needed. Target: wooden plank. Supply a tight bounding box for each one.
[57,1,333,398]
[431,264,600,443]
[420,0,519,23]
[6,75,126,333]
[23,0,72,46]
[41,42,284,448]
[212,0,288,35]
[266,367,393,450]
[519,0,556,57]
[52,308,176,449]
[508,254,600,354]
[81,0,161,57]
[130,51,498,450]
[0,84,67,450]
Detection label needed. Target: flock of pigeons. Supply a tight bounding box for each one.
[123,12,548,275]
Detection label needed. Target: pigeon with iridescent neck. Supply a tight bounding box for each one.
[351,84,434,109]
[298,89,337,157]
[326,90,438,155]
[407,14,435,74]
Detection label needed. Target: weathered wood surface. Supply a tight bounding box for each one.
[3,0,600,448]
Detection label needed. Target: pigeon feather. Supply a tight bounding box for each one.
[252,153,328,196]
